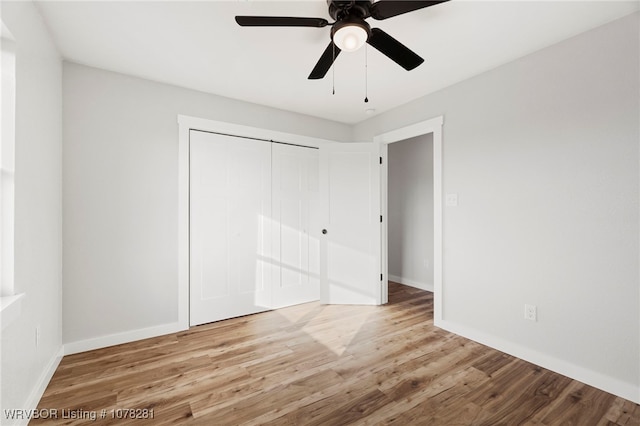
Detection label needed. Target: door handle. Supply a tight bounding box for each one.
[322,229,327,235]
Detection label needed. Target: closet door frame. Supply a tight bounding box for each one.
[177,115,336,330]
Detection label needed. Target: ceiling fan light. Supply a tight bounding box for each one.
[333,24,368,52]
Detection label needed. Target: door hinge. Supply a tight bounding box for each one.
[380,273,383,281]
[379,157,383,165]
[380,215,383,223]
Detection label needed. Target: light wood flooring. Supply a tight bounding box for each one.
[34,282,639,425]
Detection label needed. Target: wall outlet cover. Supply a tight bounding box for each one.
[524,304,537,321]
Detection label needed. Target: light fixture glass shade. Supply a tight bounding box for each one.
[333,24,368,52]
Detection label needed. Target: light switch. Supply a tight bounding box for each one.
[446,193,458,207]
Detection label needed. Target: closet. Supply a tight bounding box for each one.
[189,130,320,326]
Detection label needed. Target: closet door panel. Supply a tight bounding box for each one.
[272,144,320,309]
[190,130,272,326]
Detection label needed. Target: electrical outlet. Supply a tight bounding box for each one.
[524,304,537,321]
[35,325,41,347]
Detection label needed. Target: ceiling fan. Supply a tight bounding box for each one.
[235,0,449,80]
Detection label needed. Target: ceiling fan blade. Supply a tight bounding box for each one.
[235,16,329,27]
[370,1,448,20]
[308,42,341,80]
[367,28,424,71]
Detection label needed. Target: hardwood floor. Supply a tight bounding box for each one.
[33,283,639,425]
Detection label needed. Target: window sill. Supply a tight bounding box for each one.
[1,293,25,330]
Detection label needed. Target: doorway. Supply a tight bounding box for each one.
[387,134,434,291]
[376,116,443,324]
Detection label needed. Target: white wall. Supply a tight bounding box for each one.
[62,62,351,348]
[355,13,640,402]
[0,0,63,420]
[388,134,434,290]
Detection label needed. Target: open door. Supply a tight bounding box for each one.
[319,142,382,305]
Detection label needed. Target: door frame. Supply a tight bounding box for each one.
[177,115,337,330]
[374,116,444,325]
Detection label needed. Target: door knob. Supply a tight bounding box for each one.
[322,229,327,235]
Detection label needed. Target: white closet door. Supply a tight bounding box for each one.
[319,142,382,305]
[271,144,320,309]
[190,131,272,326]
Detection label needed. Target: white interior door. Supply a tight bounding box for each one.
[271,144,320,308]
[320,142,382,305]
[190,130,272,326]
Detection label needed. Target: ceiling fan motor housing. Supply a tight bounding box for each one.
[327,0,373,21]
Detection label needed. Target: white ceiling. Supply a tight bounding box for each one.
[35,1,639,124]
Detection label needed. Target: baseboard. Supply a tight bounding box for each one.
[437,319,640,404]
[64,321,185,355]
[388,274,434,292]
[7,346,65,426]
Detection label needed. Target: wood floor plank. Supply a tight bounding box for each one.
[30,282,639,426]
[360,368,489,425]
[536,381,619,425]
[471,368,574,425]
[602,397,640,426]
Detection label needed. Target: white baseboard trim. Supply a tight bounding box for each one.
[10,346,65,426]
[64,321,185,355]
[437,319,640,404]
[388,274,434,292]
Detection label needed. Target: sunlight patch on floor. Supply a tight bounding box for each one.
[301,305,378,356]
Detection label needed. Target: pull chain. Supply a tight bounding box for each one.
[332,42,336,95]
[364,44,369,103]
